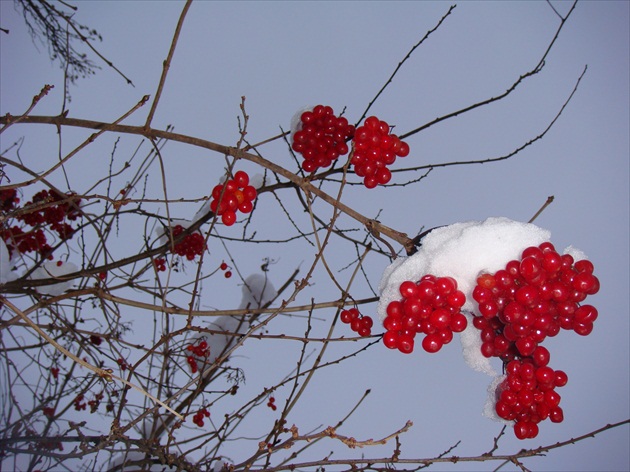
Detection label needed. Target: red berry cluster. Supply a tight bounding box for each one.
[186,340,210,374]
[50,367,60,380]
[472,242,600,362]
[116,358,128,371]
[267,396,277,411]
[210,171,257,226]
[43,406,55,418]
[470,242,599,439]
[87,392,104,413]
[1,188,83,259]
[495,355,568,439]
[340,308,373,337]
[89,334,103,346]
[74,394,87,411]
[382,275,467,354]
[220,261,232,278]
[154,257,167,272]
[192,407,210,427]
[171,225,206,261]
[292,105,355,172]
[351,116,410,189]
[0,188,20,212]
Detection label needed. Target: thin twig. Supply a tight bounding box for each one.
[528,196,554,223]
[144,0,193,128]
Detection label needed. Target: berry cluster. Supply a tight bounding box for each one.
[74,394,87,411]
[351,116,410,189]
[87,392,104,413]
[0,188,20,212]
[43,406,55,418]
[340,307,373,337]
[495,356,567,439]
[472,242,600,362]
[292,105,355,172]
[185,340,210,374]
[89,334,103,346]
[220,261,232,278]
[210,171,257,226]
[267,396,277,411]
[154,257,167,272]
[50,367,60,380]
[192,407,210,427]
[382,275,467,354]
[171,225,206,261]
[0,189,83,259]
[470,242,599,439]
[116,358,128,371]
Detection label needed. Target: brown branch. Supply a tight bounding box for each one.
[0,114,415,255]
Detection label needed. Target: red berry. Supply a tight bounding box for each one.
[397,334,414,354]
[421,333,443,353]
[234,171,249,188]
[221,211,237,226]
[383,330,399,349]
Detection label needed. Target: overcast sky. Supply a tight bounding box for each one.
[1,1,628,471]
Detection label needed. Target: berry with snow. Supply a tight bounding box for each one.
[471,242,600,363]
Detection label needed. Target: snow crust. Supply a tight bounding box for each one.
[30,260,79,296]
[377,217,553,375]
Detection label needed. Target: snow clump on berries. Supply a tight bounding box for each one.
[377,217,580,375]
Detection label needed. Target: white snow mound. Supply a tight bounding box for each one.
[31,260,79,296]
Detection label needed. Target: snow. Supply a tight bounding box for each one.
[248,173,265,190]
[0,239,18,284]
[30,260,79,296]
[204,273,277,363]
[483,375,511,424]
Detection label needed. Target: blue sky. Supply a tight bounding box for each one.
[1,1,628,471]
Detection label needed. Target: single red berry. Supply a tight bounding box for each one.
[222,210,237,226]
[234,171,249,188]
